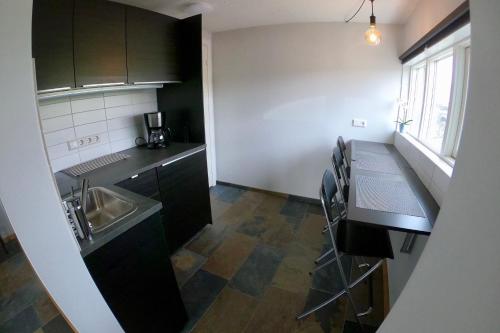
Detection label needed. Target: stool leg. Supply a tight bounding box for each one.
[325,224,364,331]
[315,248,334,264]
[310,253,344,275]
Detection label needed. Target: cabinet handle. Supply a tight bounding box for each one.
[130,174,139,179]
[133,81,181,85]
[37,87,72,94]
[82,82,125,88]
[161,148,205,167]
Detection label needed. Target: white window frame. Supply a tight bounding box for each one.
[399,33,470,167]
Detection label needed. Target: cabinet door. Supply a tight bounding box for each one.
[126,6,181,83]
[157,150,212,253]
[115,169,160,201]
[84,213,188,332]
[74,0,127,87]
[32,0,75,91]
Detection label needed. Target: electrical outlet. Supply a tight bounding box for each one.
[68,140,79,150]
[69,135,101,150]
[352,119,368,128]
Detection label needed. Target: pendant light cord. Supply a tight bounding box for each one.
[344,0,367,23]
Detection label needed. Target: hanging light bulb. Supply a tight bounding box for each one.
[364,0,381,46]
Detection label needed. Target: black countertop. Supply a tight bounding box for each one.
[55,142,206,197]
[56,142,206,256]
[347,140,438,235]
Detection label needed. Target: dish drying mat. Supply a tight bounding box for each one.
[355,142,390,155]
[353,151,401,174]
[63,153,130,177]
[355,174,426,217]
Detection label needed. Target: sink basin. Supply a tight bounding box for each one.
[84,187,138,234]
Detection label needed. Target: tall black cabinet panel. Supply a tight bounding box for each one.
[32,0,75,91]
[73,0,127,86]
[157,15,205,143]
[157,149,212,253]
[84,213,188,332]
[126,7,181,83]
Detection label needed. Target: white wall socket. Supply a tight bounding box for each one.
[68,135,101,150]
[352,119,367,128]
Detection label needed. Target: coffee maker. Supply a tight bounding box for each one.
[144,112,171,149]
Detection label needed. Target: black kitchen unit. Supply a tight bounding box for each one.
[126,6,181,83]
[73,0,128,86]
[84,212,188,332]
[32,0,75,91]
[157,150,212,253]
[116,149,212,254]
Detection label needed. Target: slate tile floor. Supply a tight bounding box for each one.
[0,239,72,333]
[173,184,385,333]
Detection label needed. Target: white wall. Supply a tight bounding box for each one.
[213,23,402,198]
[379,0,500,332]
[399,0,465,53]
[202,30,217,187]
[388,133,454,305]
[39,90,157,172]
[0,1,122,331]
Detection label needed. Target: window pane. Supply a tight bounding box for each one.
[421,55,453,153]
[407,65,426,137]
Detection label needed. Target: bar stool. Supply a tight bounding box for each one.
[298,170,394,332]
[337,136,351,176]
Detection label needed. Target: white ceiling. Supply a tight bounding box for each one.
[113,0,420,32]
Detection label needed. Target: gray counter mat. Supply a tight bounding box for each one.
[355,174,426,217]
[353,151,401,174]
[354,142,390,155]
[63,153,130,177]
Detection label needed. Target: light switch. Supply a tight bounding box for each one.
[352,119,367,128]
[68,140,79,150]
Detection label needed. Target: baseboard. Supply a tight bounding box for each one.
[215,181,321,205]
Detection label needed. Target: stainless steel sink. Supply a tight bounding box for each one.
[84,187,138,234]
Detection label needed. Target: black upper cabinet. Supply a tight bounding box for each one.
[157,150,212,253]
[73,0,127,86]
[126,7,181,83]
[32,0,75,91]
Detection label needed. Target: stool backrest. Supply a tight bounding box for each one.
[320,169,342,222]
[337,136,349,166]
[332,147,348,186]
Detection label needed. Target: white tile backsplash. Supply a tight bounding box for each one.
[38,89,157,172]
[39,99,71,119]
[50,153,81,172]
[72,109,106,126]
[44,128,76,147]
[41,115,74,133]
[79,144,112,162]
[104,91,133,108]
[74,121,108,138]
[70,93,105,113]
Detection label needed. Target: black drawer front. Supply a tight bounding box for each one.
[115,168,159,198]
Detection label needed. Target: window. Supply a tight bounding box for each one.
[400,30,470,165]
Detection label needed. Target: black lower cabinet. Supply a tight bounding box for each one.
[115,169,161,201]
[84,213,188,332]
[157,150,212,253]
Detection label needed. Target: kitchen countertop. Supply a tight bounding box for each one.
[78,185,162,257]
[56,142,206,256]
[55,142,206,197]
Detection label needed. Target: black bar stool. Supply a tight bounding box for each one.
[297,170,394,332]
[337,136,351,177]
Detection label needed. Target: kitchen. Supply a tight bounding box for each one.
[2,0,500,333]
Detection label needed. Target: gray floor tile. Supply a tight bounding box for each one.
[230,244,284,297]
[280,198,309,219]
[0,306,41,333]
[181,270,227,330]
[42,315,73,333]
